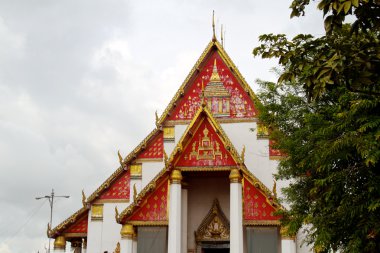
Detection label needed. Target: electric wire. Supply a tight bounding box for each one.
[0,199,47,244]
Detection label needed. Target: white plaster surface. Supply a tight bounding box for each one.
[100,202,128,252]
[86,208,103,253]
[168,182,182,253]
[230,182,243,253]
[120,237,133,253]
[181,188,188,253]
[281,239,296,253]
[141,161,163,188]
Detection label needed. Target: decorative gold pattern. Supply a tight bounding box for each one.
[86,128,160,204]
[91,204,103,221]
[229,168,242,183]
[49,206,88,238]
[243,220,281,226]
[120,224,134,239]
[156,39,259,126]
[54,236,66,249]
[113,242,120,253]
[195,199,230,242]
[170,169,183,184]
[163,126,175,142]
[256,123,269,138]
[130,164,142,178]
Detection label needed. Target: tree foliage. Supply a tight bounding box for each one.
[253,1,380,252]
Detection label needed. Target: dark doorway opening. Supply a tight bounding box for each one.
[203,248,229,253]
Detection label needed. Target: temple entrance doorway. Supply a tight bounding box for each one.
[195,199,230,253]
[202,244,230,253]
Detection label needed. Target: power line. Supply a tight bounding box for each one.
[0,198,47,244]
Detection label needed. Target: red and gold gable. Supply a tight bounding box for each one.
[168,50,257,121]
[129,178,168,222]
[65,213,88,234]
[136,132,163,160]
[269,139,285,159]
[99,170,130,200]
[175,118,237,167]
[243,177,280,221]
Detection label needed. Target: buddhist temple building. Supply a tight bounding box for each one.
[48,24,311,253]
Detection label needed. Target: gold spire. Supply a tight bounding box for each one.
[82,190,86,207]
[115,206,119,221]
[118,150,123,167]
[221,24,224,47]
[212,10,216,42]
[210,59,221,82]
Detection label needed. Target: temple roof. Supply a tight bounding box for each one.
[117,105,282,224]
[156,39,259,125]
[48,206,88,238]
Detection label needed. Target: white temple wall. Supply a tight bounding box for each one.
[174,124,187,146]
[220,122,284,195]
[141,161,163,188]
[100,202,128,252]
[187,176,230,250]
[87,209,103,253]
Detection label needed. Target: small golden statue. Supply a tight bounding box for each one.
[113,242,120,253]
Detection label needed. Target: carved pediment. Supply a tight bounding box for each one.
[195,199,230,242]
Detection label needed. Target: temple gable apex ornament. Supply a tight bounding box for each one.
[195,199,230,242]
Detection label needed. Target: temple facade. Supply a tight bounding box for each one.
[48,33,311,253]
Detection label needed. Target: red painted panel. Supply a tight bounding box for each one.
[176,119,237,167]
[65,214,88,234]
[269,139,284,158]
[243,178,280,221]
[99,170,130,200]
[129,179,168,221]
[136,132,163,160]
[168,51,257,121]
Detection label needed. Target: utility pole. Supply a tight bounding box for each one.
[36,189,70,253]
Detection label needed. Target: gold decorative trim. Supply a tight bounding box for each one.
[49,207,88,238]
[128,221,169,226]
[134,158,163,163]
[164,118,257,126]
[63,233,87,238]
[120,224,134,239]
[86,128,162,204]
[243,220,281,226]
[156,38,261,126]
[195,199,230,242]
[93,199,130,204]
[229,168,242,183]
[179,166,235,172]
[269,155,286,160]
[91,204,103,221]
[54,236,66,249]
[130,164,142,177]
[170,169,183,184]
[117,169,169,223]
[168,106,245,168]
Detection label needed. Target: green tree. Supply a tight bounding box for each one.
[253,1,380,252]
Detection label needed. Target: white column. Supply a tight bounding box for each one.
[133,232,137,253]
[229,168,243,253]
[168,169,182,253]
[53,236,66,253]
[120,224,134,253]
[281,238,296,253]
[181,184,188,253]
[82,238,87,253]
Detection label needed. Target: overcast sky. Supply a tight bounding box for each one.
[0,1,324,252]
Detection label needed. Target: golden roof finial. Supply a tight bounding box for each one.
[113,242,120,253]
[221,24,224,47]
[212,10,216,42]
[115,206,119,221]
[155,110,160,128]
[117,150,124,167]
[272,179,277,198]
[82,189,86,207]
[241,145,246,164]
